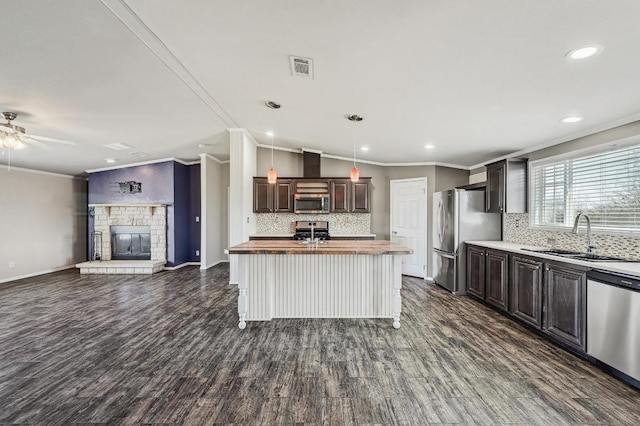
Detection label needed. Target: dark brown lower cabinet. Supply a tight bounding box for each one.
[465,245,508,311]
[466,244,588,355]
[466,245,486,299]
[510,255,543,328]
[544,263,587,351]
[485,249,509,311]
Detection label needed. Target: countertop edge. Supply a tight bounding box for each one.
[465,240,640,276]
[228,240,412,255]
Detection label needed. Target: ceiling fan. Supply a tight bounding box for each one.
[0,111,77,151]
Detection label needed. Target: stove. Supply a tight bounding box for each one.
[294,220,330,241]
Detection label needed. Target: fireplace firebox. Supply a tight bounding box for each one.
[110,225,151,260]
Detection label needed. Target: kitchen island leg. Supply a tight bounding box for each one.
[238,287,247,329]
[392,256,402,329]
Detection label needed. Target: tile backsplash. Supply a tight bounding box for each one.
[503,213,640,261]
[255,213,371,235]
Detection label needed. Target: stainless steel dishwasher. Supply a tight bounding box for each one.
[587,269,640,382]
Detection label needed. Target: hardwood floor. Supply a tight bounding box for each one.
[0,265,638,425]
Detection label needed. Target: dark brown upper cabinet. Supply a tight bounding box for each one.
[330,179,351,213]
[330,178,371,213]
[254,177,371,213]
[253,178,293,213]
[485,159,527,213]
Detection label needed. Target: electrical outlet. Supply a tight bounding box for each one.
[515,219,520,228]
[547,238,557,246]
[246,217,250,224]
[9,261,15,269]
[195,216,199,223]
[196,250,200,256]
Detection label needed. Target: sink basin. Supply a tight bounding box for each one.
[522,248,627,262]
[562,253,627,262]
[522,248,582,255]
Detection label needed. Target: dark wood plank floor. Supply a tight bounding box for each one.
[0,265,638,425]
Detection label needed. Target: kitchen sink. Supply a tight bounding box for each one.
[524,248,583,255]
[522,248,628,262]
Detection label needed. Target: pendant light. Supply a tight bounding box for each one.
[347,114,363,182]
[265,101,281,184]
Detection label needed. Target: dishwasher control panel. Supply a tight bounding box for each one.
[588,269,640,292]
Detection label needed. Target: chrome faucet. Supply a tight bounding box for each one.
[572,213,596,253]
[310,222,315,242]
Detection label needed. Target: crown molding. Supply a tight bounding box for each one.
[0,165,84,179]
[468,113,640,170]
[86,157,183,173]
[256,144,471,170]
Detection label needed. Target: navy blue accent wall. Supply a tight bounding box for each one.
[88,161,174,204]
[189,164,201,262]
[87,160,202,267]
[173,162,192,265]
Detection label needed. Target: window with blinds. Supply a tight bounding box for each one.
[530,143,640,233]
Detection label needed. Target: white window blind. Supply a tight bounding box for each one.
[530,143,640,233]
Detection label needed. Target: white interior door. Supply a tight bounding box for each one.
[390,178,427,278]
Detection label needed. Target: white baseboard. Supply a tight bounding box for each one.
[164,262,201,271]
[200,259,229,270]
[425,276,434,282]
[0,264,77,285]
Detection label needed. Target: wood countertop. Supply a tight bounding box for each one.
[228,240,413,255]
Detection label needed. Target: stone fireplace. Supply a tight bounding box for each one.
[91,204,167,262]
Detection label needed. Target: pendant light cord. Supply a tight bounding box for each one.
[352,117,358,167]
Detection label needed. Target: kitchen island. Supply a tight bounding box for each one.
[227,240,412,329]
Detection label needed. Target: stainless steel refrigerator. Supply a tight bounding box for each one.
[432,189,501,294]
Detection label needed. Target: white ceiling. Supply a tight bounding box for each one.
[2,0,640,176]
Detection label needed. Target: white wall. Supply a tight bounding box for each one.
[200,154,226,269]
[0,167,87,284]
[228,129,257,284]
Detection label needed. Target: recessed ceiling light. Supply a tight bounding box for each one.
[565,44,604,62]
[424,144,434,149]
[360,146,369,151]
[105,158,116,163]
[561,116,583,124]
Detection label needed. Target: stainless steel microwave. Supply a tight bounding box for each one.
[294,193,330,214]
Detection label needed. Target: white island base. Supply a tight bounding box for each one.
[236,253,403,329]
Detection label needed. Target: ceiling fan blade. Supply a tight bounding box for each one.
[24,138,53,150]
[30,134,78,146]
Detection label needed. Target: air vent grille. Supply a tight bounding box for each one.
[102,142,134,151]
[289,56,314,79]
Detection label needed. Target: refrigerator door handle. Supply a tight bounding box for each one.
[434,249,455,259]
[437,199,445,243]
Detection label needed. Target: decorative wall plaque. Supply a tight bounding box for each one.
[118,181,142,194]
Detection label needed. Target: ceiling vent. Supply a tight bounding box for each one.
[289,56,314,79]
[103,142,134,151]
